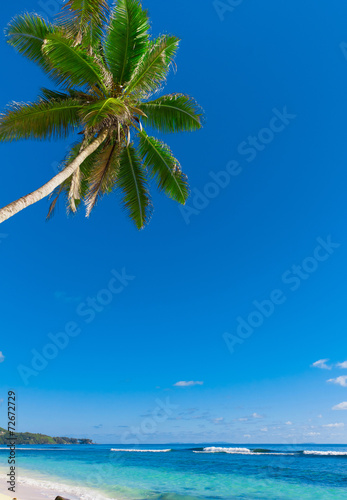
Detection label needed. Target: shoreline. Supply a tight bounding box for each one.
[0,470,114,500]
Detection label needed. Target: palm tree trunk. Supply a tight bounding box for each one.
[0,129,108,224]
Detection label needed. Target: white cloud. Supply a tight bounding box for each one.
[306,432,320,436]
[252,413,263,419]
[327,376,347,388]
[311,359,331,370]
[285,421,293,425]
[0,352,4,363]
[317,414,323,418]
[238,418,248,422]
[212,417,224,424]
[332,402,347,411]
[244,434,251,438]
[260,427,268,432]
[322,423,344,428]
[336,361,347,369]
[173,381,204,387]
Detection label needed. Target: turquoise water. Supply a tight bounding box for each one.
[1,444,347,499]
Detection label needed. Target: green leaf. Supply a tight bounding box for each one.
[39,88,93,103]
[138,131,188,204]
[104,0,150,84]
[0,97,83,142]
[42,33,107,91]
[6,13,55,71]
[59,0,109,47]
[139,94,203,133]
[126,35,179,96]
[117,144,152,229]
[82,98,129,127]
[39,88,71,101]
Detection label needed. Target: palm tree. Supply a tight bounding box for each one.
[0,0,202,228]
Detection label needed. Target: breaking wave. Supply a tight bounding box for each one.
[196,447,253,454]
[194,447,294,455]
[303,450,347,456]
[111,448,171,453]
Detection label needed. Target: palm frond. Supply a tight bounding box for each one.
[47,138,104,218]
[81,97,129,127]
[104,0,150,85]
[5,13,55,71]
[59,0,109,47]
[40,88,93,103]
[68,166,82,212]
[138,131,188,204]
[139,94,203,133]
[0,97,83,142]
[3,2,202,228]
[126,35,179,96]
[39,88,71,101]
[47,183,66,220]
[85,141,121,216]
[42,33,107,91]
[117,144,152,229]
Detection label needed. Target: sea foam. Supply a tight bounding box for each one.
[199,447,253,454]
[303,450,347,456]
[111,448,171,452]
[195,447,293,455]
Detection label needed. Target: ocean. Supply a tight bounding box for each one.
[1,444,347,500]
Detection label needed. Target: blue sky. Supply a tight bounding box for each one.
[0,0,347,444]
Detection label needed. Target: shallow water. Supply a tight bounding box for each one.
[1,444,347,500]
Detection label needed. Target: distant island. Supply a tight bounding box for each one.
[0,427,93,445]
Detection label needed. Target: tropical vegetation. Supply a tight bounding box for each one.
[0,427,92,444]
[0,0,203,228]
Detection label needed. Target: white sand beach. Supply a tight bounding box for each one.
[0,479,83,500]
[0,471,97,500]
[0,481,69,500]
